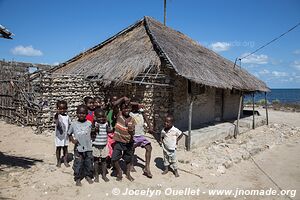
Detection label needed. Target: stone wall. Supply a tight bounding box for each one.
[36,73,96,132]
[101,81,173,132]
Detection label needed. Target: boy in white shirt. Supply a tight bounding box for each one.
[160,114,183,177]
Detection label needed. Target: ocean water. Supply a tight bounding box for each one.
[244,89,300,104]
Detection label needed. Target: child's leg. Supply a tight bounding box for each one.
[112,160,122,181]
[93,157,100,182]
[83,151,94,184]
[56,146,62,167]
[162,149,170,174]
[73,151,84,185]
[100,158,109,182]
[169,151,179,177]
[144,144,153,177]
[130,147,137,172]
[62,146,70,167]
[111,142,123,181]
[124,143,134,182]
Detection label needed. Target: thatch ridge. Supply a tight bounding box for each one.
[144,16,269,92]
[52,16,269,92]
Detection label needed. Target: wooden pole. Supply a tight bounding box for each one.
[187,95,193,151]
[234,92,243,138]
[265,92,269,125]
[164,0,167,26]
[252,92,255,129]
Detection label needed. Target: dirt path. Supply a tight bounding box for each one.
[0,110,299,200]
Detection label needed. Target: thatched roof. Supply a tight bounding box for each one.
[52,16,269,92]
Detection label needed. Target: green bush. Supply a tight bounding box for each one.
[272,99,280,104]
[257,99,268,105]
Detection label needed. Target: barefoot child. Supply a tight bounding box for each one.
[105,96,129,167]
[161,114,183,177]
[84,96,95,123]
[130,103,154,178]
[94,96,106,110]
[68,105,94,186]
[54,100,71,168]
[111,102,136,181]
[91,108,110,182]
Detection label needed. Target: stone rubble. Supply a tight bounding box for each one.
[183,123,300,174]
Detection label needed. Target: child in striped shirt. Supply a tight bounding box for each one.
[91,108,111,182]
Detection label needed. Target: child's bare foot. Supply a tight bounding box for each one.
[162,168,169,175]
[85,177,93,184]
[63,161,70,167]
[126,174,134,182]
[116,175,122,181]
[143,168,153,178]
[130,166,137,172]
[75,180,81,186]
[56,162,61,168]
[102,176,109,182]
[174,169,179,177]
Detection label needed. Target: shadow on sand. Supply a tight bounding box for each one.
[0,151,43,170]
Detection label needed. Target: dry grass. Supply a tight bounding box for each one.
[51,16,269,92]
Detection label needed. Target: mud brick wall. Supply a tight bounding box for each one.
[223,89,241,120]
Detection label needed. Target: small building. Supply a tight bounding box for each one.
[0,17,269,148]
[51,16,269,133]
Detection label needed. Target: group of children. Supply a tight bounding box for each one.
[54,96,183,186]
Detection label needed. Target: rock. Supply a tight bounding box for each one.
[223,161,233,169]
[242,152,251,160]
[249,147,262,156]
[217,165,226,174]
[232,156,242,164]
[185,160,190,164]
[191,163,199,168]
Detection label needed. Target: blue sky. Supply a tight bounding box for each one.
[0,0,300,88]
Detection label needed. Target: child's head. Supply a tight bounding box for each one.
[56,100,68,114]
[131,104,139,113]
[94,108,106,124]
[84,96,95,111]
[76,105,88,122]
[164,114,174,129]
[120,101,131,117]
[94,96,105,109]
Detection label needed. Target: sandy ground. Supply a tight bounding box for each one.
[0,109,299,200]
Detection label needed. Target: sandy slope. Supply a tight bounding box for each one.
[0,110,299,200]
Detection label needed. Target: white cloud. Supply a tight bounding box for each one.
[53,62,60,66]
[259,69,270,75]
[240,53,268,64]
[291,60,300,70]
[293,49,300,55]
[11,45,43,56]
[210,42,231,52]
[271,71,288,77]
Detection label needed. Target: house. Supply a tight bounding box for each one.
[51,16,268,133]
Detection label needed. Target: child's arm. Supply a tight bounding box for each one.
[68,124,78,145]
[112,96,130,107]
[107,123,113,133]
[91,121,98,141]
[159,130,163,146]
[69,135,78,145]
[176,132,184,145]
